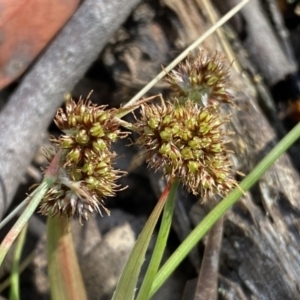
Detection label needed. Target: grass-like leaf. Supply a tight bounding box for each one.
[136,178,179,300]
[8,223,28,300]
[0,150,61,266]
[112,178,174,300]
[47,216,87,300]
[0,180,52,266]
[0,190,38,231]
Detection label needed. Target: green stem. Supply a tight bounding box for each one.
[112,178,173,300]
[47,216,87,300]
[0,150,61,266]
[136,178,179,300]
[0,189,39,230]
[0,179,52,266]
[0,251,35,293]
[150,121,300,297]
[9,223,28,300]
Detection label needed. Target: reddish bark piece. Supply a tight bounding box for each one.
[0,0,80,89]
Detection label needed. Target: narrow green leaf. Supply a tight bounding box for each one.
[47,216,87,300]
[0,149,60,267]
[0,251,35,294]
[150,121,300,297]
[0,190,38,231]
[0,180,51,266]
[9,223,28,300]
[112,179,173,300]
[136,178,179,300]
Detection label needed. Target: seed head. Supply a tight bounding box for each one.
[39,95,127,224]
[135,99,237,197]
[165,50,233,107]
[54,96,127,158]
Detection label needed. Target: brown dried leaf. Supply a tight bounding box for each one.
[0,0,80,89]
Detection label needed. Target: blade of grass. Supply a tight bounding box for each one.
[8,223,28,300]
[0,251,35,293]
[112,178,174,300]
[0,189,39,230]
[47,216,87,300]
[0,180,51,266]
[136,178,179,300]
[150,121,300,297]
[0,150,60,266]
[123,0,249,109]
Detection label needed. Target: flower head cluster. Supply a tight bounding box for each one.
[39,96,127,224]
[165,50,233,107]
[135,99,237,197]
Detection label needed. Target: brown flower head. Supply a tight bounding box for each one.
[39,95,127,224]
[165,50,233,107]
[135,99,237,197]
